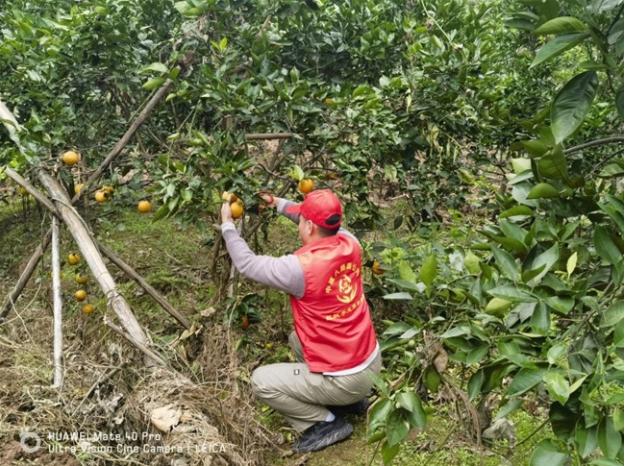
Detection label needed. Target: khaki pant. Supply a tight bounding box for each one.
[251,331,382,432]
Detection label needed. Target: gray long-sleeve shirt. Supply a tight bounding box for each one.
[220,197,358,299]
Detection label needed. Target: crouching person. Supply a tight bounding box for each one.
[219,189,381,452]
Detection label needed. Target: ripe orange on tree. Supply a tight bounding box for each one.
[74,289,88,302]
[231,201,244,219]
[371,260,384,275]
[68,253,81,265]
[81,304,95,315]
[137,200,152,213]
[75,274,89,285]
[61,150,81,166]
[94,190,107,203]
[298,178,315,194]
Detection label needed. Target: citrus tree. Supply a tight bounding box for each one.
[368,1,624,464]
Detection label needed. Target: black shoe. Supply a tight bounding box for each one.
[292,417,354,452]
[328,398,369,417]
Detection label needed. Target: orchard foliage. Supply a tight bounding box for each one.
[0,0,623,464]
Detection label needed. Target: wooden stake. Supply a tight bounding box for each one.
[51,216,64,389]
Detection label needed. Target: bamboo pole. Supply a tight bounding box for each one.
[51,216,64,389]
[38,171,153,353]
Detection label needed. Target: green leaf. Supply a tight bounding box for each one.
[600,300,624,328]
[386,409,410,446]
[419,255,438,289]
[598,416,622,459]
[500,205,534,219]
[594,226,622,266]
[530,439,569,466]
[543,371,570,404]
[527,182,560,199]
[397,391,426,429]
[531,302,551,335]
[511,158,532,174]
[544,296,575,314]
[547,343,568,366]
[535,16,588,35]
[369,399,392,430]
[531,33,589,68]
[381,440,400,465]
[494,398,523,420]
[507,368,546,396]
[551,71,599,143]
[398,261,417,282]
[142,77,165,91]
[566,252,577,277]
[525,244,560,286]
[491,245,521,282]
[465,343,489,364]
[575,423,598,458]
[141,62,168,74]
[464,251,481,274]
[485,297,513,316]
[487,286,537,303]
[468,370,484,400]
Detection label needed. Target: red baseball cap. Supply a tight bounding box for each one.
[285,189,343,230]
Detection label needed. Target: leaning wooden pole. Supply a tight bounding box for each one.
[51,216,64,389]
[38,171,155,356]
[0,75,178,319]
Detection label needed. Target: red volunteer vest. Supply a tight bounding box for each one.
[290,233,378,373]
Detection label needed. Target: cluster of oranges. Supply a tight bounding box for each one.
[61,150,152,214]
[67,253,95,314]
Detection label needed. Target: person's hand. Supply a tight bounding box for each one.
[221,202,233,224]
[258,191,276,207]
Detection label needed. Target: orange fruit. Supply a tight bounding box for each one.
[241,315,250,330]
[75,274,89,285]
[298,179,315,194]
[68,253,80,265]
[81,304,95,314]
[231,201,244,219]
[61,150,81,166]
[74,289,88,302]
[137,200,152,213]
[94,190,107,203]
[101,185,114,194]
[74,183,85,195]
[372,260,384,276]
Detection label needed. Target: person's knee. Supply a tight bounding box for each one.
[251,366,273,398]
